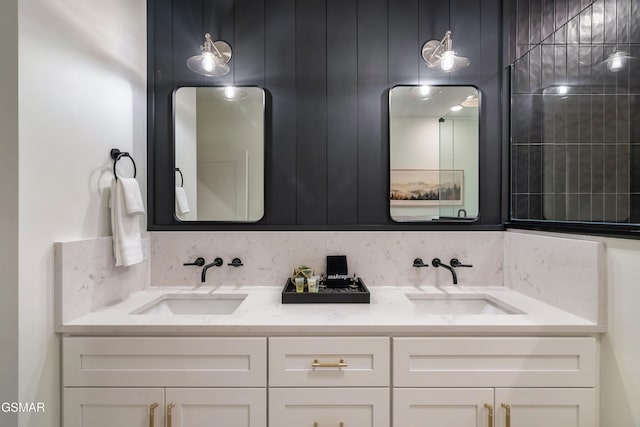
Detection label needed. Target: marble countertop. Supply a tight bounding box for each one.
[58,285,603,335]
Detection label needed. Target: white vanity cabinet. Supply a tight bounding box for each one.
[268,337,391,427]
[62,337,267,427]
[393,337,598,427]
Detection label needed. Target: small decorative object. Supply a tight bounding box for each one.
[292,265,314,282]
[307,276,319,293]
[294,277,305,293]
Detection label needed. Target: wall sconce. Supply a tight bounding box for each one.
[421,30,469,73]
[187,33,232,77]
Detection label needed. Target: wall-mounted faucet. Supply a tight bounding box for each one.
[412,258,429,268]
[450,258,473,269]
[431,258,457,284]
[201,257,223,282]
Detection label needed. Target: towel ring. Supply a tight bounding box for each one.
[110,148,137,180]
[175,167,184,187]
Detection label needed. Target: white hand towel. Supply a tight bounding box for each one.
[110,178,143,267]
[175,186,191,214]
[119,177,145,215]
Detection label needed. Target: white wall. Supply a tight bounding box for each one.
[18,1,146,426]
[0,0,20,426]
[174,87,198,220]
[599,237,640,426]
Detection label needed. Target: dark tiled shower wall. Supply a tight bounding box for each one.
[510,0,640,223]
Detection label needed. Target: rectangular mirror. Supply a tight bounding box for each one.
[174,87,264,222]
[389,85,479,222]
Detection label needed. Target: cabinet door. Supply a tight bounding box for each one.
[394,388,494,427]
[63,388,164,427]
[165,388,266,427]
[270,388,389,427]
[494,388,597,427]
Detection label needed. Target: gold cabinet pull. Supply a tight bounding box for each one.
[311,359,348,368]
[484,403,493,426]
[167,403,175,427]
[501,403,511,427]
[149,403,158,427]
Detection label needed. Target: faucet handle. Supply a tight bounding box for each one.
[228,257,244,267]
[212,257,223,267]
[450,258,472,268]
[413,258,429,268]
[183,257,206,267]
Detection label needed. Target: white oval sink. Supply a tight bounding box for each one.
[406,293,524,315]
[131,293,247,315]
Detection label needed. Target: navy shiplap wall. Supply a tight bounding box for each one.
[148,0,503,229]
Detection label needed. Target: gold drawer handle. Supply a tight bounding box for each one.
[312,359,348,368]
[501,403,511,427]
[314,423,344,427]
[167,403,175,427]
[149,403,158,427]
[484,403,493,427]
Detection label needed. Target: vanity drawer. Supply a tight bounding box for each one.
[269,337,390,387]
[63,337,266,387]
[393,337,597,388]
[269,388,390,427]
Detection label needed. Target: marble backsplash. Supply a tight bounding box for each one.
[504,230,605,324]
[150,231,505,287]
[54,236,150,324]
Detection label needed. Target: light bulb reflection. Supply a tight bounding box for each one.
[450,105,463,112]
[557,85,568,95]
[607,51,626,72]
[224,86,237,99]
[418,85,431,96]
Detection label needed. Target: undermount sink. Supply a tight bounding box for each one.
[131,293,247,315]
[405,293,524,315]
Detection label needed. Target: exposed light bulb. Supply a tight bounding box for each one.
[450,105,463,112]
[201,53,215,72]
[440,51,455,71]
[418,85,431,96]
[224,86,236,99]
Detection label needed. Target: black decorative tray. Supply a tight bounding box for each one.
[281,277,370,304]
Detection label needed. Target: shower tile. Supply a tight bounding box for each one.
[581,145,594,192]
[592,193,605,221]
[530,144,543,192]
[591,95,605,141]
[579,194,593,221]
[604,144,618,192]
[618,0,630,43]
[580,7,593,43]
[567,194,580,220]
[592,0,605,43]
[567,144,580,192]
[555,144,568,193]
[579,95,592,142]
[568,15,580,43]
[543,144,556,193]
[591,144,604,192]
[554,194,568,220]
[631,144,640,191]
[632,0,640,42]
[631,194,640,222]
[530,0,542,44]
[542,0,556,40]
[617,194,630,222]
[617,95,630,142]
[617,144,630,193]
[604,194,618,221]
[603,95,617,143]
[530,194,543,219]
[556,0,569,29]
[567,96,580,142]
[530,45,542,93]
[604,0,617,44]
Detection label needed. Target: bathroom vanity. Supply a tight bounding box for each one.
[56,230,605,427]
